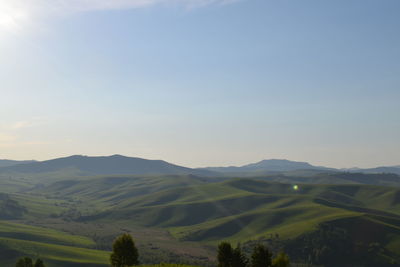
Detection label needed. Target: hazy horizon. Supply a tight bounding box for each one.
[1,0,399,169]
[1,153,399,170]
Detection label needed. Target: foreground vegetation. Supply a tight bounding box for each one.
[14,234,291,267]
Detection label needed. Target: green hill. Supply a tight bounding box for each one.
[0,221,109,266]
[1,174,400,266]
[83,179,399,242]
[0,237,109,267]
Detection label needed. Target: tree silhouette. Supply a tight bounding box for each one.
[251,244,272,267]
[15,257,46,267]
[34,258,46,267]
[218,242,233,267]
[232,244,248,267]
[15,257,33,267]
[110,233,139,267]
[272,252,290,267]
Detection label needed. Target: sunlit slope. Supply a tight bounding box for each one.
[82,179,400,243]
[0,221,108,267]
[0,237,109,267]
[6,176,399,264]
[0,221,95,247]
[34,175,207,208]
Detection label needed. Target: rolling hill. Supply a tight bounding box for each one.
[0,220,109,267]
[0,156,400,266]
[71,178,400,265]
[29,173,400,261]
[1,175,400,266]
[77,179,400,239]
[252,172,400,187]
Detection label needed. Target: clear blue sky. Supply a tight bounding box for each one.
[0,0,399,168]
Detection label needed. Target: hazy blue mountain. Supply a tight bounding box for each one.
[242,159,328,171]
[0,159,36,168]
[203,159,335,173]
[348,166,400,175]
[0,155,213,176]
[1,155,398,178]
[202,159,400,176]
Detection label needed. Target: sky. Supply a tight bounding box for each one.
[0,0,399,168]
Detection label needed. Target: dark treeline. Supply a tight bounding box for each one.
[217,242,289,267]
[285,223,398,267]
[15,257,45,267]
[242,223,399,267]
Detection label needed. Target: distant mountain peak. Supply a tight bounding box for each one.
[250,158,312,165]
[201,158,334,174]
[259,159,304,162]
[242,159,315,171]
[110,154,125,158]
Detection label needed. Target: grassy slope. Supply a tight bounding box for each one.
[0,175,216,266]
[0,221,109,266]
[1,175,400,265]
[0,237,109,267]
[33,175,207,210]
[0,221,95,247]
[82,179,400,245]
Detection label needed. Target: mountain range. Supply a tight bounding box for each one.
[0,155,211,176]
[202,159,335,173]
[0,155,399,176]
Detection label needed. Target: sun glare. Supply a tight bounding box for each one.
[0,2,29,32]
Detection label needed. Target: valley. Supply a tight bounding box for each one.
[0,156,400,266]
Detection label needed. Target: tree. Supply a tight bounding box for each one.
[34,259,46,267]
[272,252,290,267]
[232,244,248,267]
[15,257,33,267]
[110,233,139,267]
[251,244,272,267]
[218,242,233,267]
